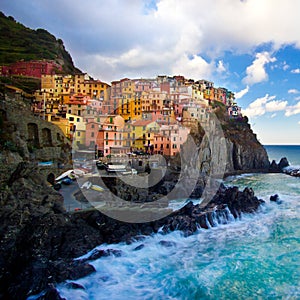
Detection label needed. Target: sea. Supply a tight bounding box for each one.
[31,145,300,300]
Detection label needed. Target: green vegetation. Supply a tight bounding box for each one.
[0,12,80,74]
[0,76,40,94]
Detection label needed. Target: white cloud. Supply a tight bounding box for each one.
[216,60,226,73]
[285,102,300,116]
[242,52,276,85]
[283,62,290,71]
[288,89,300,94]
[171,54,214,80]
[235,85,249,99]
[242,94,287,117]
[271,113,277,118]
[4,0,300,81]
[291,68,300,74]
[265,100,288,112]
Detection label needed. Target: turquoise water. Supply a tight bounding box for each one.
[50,147,300,299]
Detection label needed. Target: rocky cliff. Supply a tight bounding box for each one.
[177,103,270,179]
[0,95,271,299]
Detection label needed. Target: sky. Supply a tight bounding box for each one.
[1,0,300,145]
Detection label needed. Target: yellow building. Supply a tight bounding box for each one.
[66,113,86,146]
[131,119,160,150]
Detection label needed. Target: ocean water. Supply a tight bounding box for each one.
[265,145,300,166]
[34,146,300,299]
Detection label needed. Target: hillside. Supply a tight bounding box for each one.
[0,11,80,74]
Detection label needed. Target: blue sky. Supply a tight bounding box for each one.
[1,0,300,144]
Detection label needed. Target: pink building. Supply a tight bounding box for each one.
[96,115,126,156]
[85,120,101,148]
[154,124,190,156]
[0,60,62,78]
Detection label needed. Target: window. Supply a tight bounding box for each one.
[77,132,81,137]
[77,118,80,122]
[91,132,94,137]
[69,117,74,121]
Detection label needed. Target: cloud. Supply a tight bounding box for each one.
[216,60,226,73]
[291,68,300,74]
[285,102,300,116]
[283,62,290,71]
[242,94,287,117]
[288,89,300,94]
[235,85,249,99]
[270,113,277,118]
[171,54,214,79]
[242,52,276,85]
[3,0,300,81]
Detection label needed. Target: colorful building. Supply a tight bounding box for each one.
[0,60,62,78]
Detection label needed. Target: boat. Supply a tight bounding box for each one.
[56,170,75,181]
[81,181,92,189]
[61,177,73,185]
[90,184,104,192]
[105,164,127,173]
[96,161,106,170]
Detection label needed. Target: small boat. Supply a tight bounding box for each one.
[96,161,106,170]
[105,164,127,173]
[90,184,104,192]
[61,177,73,185]
[56,170,74,181]
[81,181,92,189]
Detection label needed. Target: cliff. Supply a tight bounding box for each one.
[0,95,271,298]
[0,11,80,74]
[177,102,270,179]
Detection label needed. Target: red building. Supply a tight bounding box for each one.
[0,60,62,78]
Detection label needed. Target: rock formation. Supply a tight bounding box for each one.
[0,95,272,299]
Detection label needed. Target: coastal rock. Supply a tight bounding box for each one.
[270,194,279,202]
[82,248,122,262]
[158,240,177,248]
[269,157,289,173]
[133,244,145,251]
[36,285,66,300]
[0,94,269,299]
[65,282,85,290]
[270,194,282,204]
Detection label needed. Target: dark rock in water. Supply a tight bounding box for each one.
[0,160,266,300]
[270,194,282,204]
[36,285,65,300]
[278,157,289,170]
[270,194,279,202]
[83,249,122,262]
[68,263,95,280]
[65,282,85,290]
[269,157,289,173]
[158,240,177,247]
[133,244,145,251]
